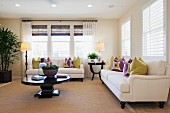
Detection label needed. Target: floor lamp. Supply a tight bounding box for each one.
[20,42,31,72]
[95,42,105,62]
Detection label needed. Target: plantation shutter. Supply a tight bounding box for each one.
[121,18,131,56]
[142,0,166,60]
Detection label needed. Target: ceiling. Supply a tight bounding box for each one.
[0,0,138,19]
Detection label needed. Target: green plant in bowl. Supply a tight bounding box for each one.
[42,65,59,77]
[87,53,98,59]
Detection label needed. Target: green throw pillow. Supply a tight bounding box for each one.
[32,57,41,69]
[138,57,145,63]
[73,57,80,68]
[130,57,147,75]
[108,56,114,70]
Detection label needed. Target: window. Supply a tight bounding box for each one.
[74,25,93,58]
[32,25,48,58]
[31,22,95,59]
[142,0,166,60]
[51,25,70,58]
[121,18,131,56]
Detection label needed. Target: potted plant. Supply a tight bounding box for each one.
[42,65,59,78]
[0,27,20,83]
[87,53,98,62]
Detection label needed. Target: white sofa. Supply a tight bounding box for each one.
[101,61,170,109]
[26,59,84,81]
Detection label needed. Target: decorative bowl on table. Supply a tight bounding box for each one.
[42,65,59,78]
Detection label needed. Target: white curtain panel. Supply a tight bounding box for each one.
[82,21,98,78]
[21,21,32,75]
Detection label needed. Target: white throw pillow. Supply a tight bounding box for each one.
[147,60,166,76]
[57,59,65,68]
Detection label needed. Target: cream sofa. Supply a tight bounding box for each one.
[101,60,170,109]
[26,59,84,81]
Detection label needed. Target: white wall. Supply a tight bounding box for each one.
[119,0,170,62]
[0,18,22,78]
[97,19,119,64]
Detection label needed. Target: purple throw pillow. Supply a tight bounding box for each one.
[123,63,128,75]
[111,68,123,72]
[121,57,125,61]
[123,62,131,77]
[128,59,133,63]
[65,57,73,68]
[125,73,130,77]
[114,57,119,62]
[119,60,124,71]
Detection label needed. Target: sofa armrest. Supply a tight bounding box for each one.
[128,75,170,101]
[80,64,84,69]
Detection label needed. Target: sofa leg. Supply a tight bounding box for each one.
[120,101,126,109]
[81,78,83,82]
[159,102,164,108]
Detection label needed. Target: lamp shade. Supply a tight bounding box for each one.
[95,42,105,51]
[20,42,31,51]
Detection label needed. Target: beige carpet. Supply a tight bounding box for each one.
[0,78,170,113]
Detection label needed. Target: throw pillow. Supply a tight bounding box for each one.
[32,57,41,69]
[128,58,133,63]
[138,57,145,63]
[39,62,47,69]
[64,57,73,68]
[147,60,166,76]
[130,57,147,75]
[46,57,52,65]
[123,62,131,77]
[73,57,80,68]
[108,56,114,70]
[111,58,124,72]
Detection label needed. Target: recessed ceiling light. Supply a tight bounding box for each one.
[88,4,92,8]
[108,5,115,8]
[15,3,20,7]
[51,4,56,7]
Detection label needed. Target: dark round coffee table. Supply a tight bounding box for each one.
[22,74,70,98]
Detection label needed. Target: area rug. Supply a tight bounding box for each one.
[0,78,169,113]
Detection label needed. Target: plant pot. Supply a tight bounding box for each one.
[43,69,58,78]
[0,70,12,83]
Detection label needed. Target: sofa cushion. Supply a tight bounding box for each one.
[26,69,44,75]
[130,58,147,75]
[101,69,123,80]
[107,74,130,93]
[58,68,84,74]
[26,68,84,75]
[147,60,166,76]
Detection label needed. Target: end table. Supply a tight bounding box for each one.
[88,62,105,81]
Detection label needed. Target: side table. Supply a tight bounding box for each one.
[88,62,105,81]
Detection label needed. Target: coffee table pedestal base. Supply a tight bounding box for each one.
[34,89,60,98]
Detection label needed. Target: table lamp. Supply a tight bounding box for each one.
[20,42,31,71]
[95,42,105,61]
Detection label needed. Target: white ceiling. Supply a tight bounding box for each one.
[0,0,138,19]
